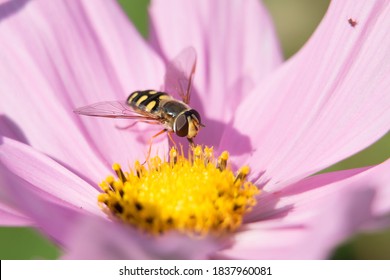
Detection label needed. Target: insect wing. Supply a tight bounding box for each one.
[74,100,155,120]
[164,47,197,104]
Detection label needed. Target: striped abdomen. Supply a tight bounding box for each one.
[127,90,171,113]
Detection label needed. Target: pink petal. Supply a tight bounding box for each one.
[62,214,221,260]
[218,159,390,259]
[0,202,32,226]
[1,166,89,245]
[0,0,167,179]
[221,0,390,187]
[149,0,282,147]
[0,137,102,216]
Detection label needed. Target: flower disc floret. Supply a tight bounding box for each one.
[98,145,259,236]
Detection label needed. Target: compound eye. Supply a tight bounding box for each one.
[174,114,189,137]
[188,109,201,125]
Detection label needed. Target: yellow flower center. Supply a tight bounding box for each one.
[98,145,259,236]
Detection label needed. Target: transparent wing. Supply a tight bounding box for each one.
[74,101,158,120]
[164,47,197,104]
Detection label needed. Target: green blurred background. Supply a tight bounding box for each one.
[1,0,389,259]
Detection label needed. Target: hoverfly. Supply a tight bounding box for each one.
[74,47,203,152]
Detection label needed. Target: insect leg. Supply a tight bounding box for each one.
[167,131,177,148]
[187,137,195,147]
[143,129,168,164]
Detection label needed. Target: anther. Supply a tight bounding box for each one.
[235,166,250,183]
[169,147,178,164]
[112,163,126,182]
[204,146,213,164]
[100,176,115,192]
[217,151,229,171]
[134,161,144,178]
[193,145,202,160]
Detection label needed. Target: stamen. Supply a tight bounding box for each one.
[98,145,259,237]
[235,166,250,183]
[217,151,229,171]
[112,163,126,182]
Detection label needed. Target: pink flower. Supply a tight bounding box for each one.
[1,0,389,259]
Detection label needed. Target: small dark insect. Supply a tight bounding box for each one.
[348,18,357,27]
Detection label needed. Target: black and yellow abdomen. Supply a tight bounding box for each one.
[125,89,201,139]
[127,90,171,113]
